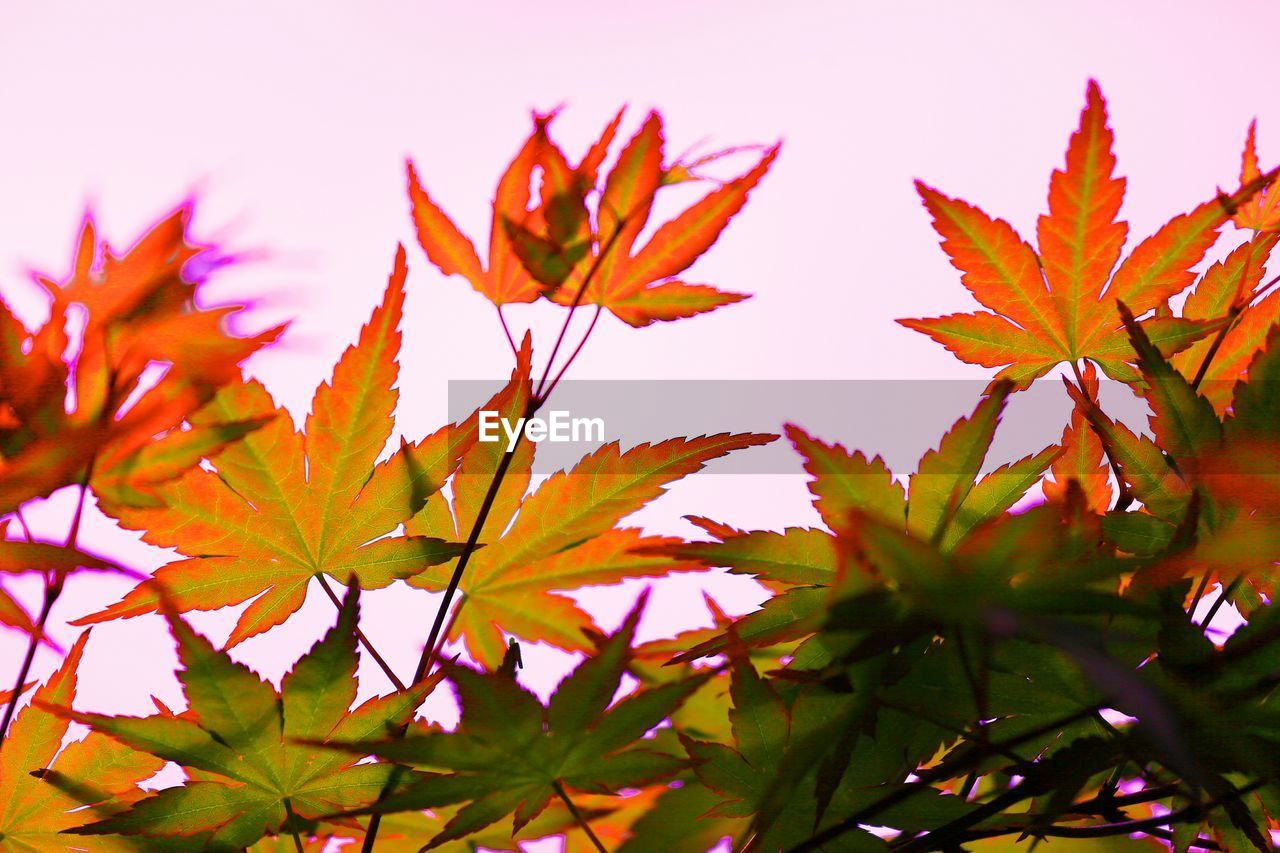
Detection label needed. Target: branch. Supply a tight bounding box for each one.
[0,578,58,749]
[784,706,1097,851]
[359,186,646,853]
[0,476,91,750]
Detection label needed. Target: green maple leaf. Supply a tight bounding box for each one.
[681,649,789,820]
[654,385,1059,661]
[407,428,775,669]
[42,587,442,851]
[0,634,164,851]
[325,593,708,850]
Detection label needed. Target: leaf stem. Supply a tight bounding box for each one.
[65,479,90,550]
[283,798,306,853]
[315,574,406,691]
[414,194,633,686]
[553,779,608,853]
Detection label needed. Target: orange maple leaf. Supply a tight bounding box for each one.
[0,207,281,515]
[408,109,777,327]
[75,247,470,647]
[900,80,1272,388]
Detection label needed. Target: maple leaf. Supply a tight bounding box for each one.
[791,383,1059,550]
[546,112,778,327]
[678,644,956,851]
[652,386,1058,662]
[0,583,39,641]
[900,80,1269,388]
[681,649,790,821]
[246,835,330,852]
[0,208,281,516]
[75,247,471,646]
[322,593,706,850]
[331,788,663,852]
[407,109,621,306]
[1064,394,1189,524]
[1170,232,1280,412]
[408,108,776,327]
[1043,362,1113,513]
[1130,325,1280,596]
[1060,311,1212,536]
[406,431,775,668]
[0,535,121,579]
[43,587,443,851]
[0,633,165,851]
[0,680,33,707]
[1232,121,1280,232]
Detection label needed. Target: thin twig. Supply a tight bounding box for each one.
[533,216,630,401]
[887,764,1258,851]
[421,592,467,678]
[1192,272,1280,389]
[539,305,603,402]
[359,180,651,853]
[315,574,405,691]
[1191,314,1238,390]
[553,779,608,853]
[413,423,527,686]
[893,784,1040,852]
[1073,783,1180,815]
[0,580,57,749]
[785,706,1097,851]
[1201,577,1242,629]
[0,478,91,750]
[1189,573,1213,617]
[1020,779,1262,840]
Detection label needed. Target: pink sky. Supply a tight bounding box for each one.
[2,1,1278,730]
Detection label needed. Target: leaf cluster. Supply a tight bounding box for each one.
[6,87,1280,853]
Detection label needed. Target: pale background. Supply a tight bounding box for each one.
[0,0,1275,770]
